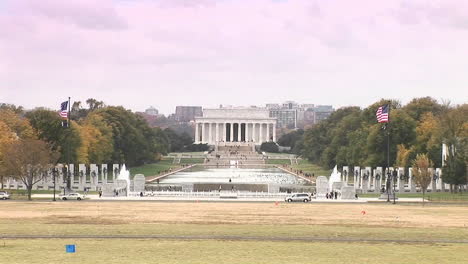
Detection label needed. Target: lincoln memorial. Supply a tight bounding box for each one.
[194,107,277,145]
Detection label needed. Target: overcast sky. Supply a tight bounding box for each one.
[1,0,467,115]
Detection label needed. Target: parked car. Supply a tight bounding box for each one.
[285,193,311,203]
[0,191,10,200]
[60,193,85,201]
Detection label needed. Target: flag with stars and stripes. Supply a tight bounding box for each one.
[376,104,389,123]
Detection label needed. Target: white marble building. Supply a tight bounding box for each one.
[194,107,277,145]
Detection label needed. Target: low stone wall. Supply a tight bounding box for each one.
[193,183,268,192]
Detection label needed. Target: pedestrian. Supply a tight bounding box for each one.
[99,190,102,198]
[334,191,338,200]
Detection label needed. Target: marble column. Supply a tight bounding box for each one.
[237,122,242,142]
[224,123,227,141]
[266,123,270,142]
[201,123,206,143]
[246,123,249,142]
[195,123,199,143]
[209,123,212,144]
[273,123,276,142]
[215,123,219,144]
[230,122,234,142]
[259,123,263,143]
[252,123,256,143]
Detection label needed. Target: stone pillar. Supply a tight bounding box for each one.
[112,164,119,182]
[209,122,213,144]
[273,123,276,142]
[252,123,256,143]
[230,122,234,142]
[236,122,241,142]
[201,122,206,143]
[376,167,383,191]
[259,123,263,143]
[266,123,270,142]
[246,123,249,142]
[366,167,371,192]
[398,167,405,192]
[353,166,360,190]
[430,168,437,191]
[195,122,199,143]
[436,168,442,191]
[409,168,416,192]
[101,164,108,184]
[342,166,349,184]
[215,123,219,144]
[224,123,227,141]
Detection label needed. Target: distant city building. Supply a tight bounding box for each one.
[174,106,203,122]
[266,101,334,128]
[269,108,297,128]
[145,106,159,116]
[313,105,334,123]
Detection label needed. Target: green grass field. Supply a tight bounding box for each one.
[129,155,206,177]
[2,202,468,263]
[129,158,175,177]
[291,159,332,176]
[361,192,468,202]
[265,159,291,164]
[4,239,468,264]
[180,158,205,164]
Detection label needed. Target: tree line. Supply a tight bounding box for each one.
[0,100,209,199]
[278,97,467,190]
[0,100,207,168]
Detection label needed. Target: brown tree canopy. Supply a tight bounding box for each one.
[2,139,59,200]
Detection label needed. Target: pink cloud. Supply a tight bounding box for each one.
[0,0,467,113]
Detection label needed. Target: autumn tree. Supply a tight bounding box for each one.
[412,153,433,205]
[3,139,59,200]
[0,121,17,189]
[440,104,468,191]
[414,112,443,167]
[0,109,35,189]
[76,113,113,164]
[25,109,81,163]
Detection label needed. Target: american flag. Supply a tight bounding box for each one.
[60,101,68,119]
[376,104,389,123]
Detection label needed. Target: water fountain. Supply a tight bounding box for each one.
[117,164,131,196]
[328,165,342,191]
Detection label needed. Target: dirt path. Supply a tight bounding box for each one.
[1,234,468,244]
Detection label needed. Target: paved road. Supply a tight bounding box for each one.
[1,234,467,244]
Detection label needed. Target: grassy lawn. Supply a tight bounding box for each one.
[360,192,468,202]
[130,156,206,177]
[129,158,176,177]
[3,239,468,264]
[265,159,290,165]
[2,202,468,263]
[180,158,205,164]
[168,152,206,156]
[291,159,331,176]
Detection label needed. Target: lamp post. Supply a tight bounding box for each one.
[386,170,391,203]
[392,169,398,204]
[52,168,58,201]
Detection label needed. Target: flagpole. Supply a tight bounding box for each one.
[389,101,396,204]
[67,97,71,193]
[386,102,391,203]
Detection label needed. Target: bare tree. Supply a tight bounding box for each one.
[412,153,433,206]
[3,139,59,200]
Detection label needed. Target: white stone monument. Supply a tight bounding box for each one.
[316,176,329,199]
